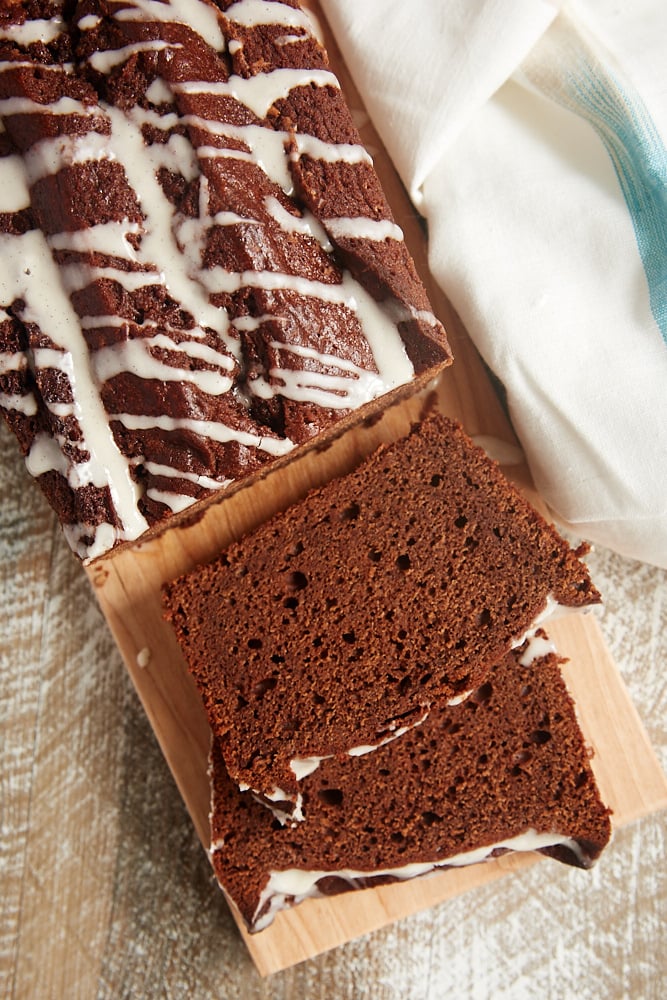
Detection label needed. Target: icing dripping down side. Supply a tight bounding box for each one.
[211,829,592,932]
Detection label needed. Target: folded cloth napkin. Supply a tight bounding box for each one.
[322,0,667,568]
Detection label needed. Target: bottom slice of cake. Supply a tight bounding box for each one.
[208,641,611,933]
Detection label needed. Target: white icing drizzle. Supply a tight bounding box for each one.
[92,336,235,396]
[87,41,183,74]
[290,756,327,781]
[145,486,197,513]
[0,96,98,118]
[0,231,149,552]
[172,68,339,121]
[274,34,306,48]
[198,267,413,391]
[110,412,294,458]
[144,77,173,106]
[511,595,581,661]
[23,132,114,180]
[60,264,163,295]
[292,133,373,165]
[323,217,404,243]
[114,0,226,53]
[0,349,26,375]
[284,712,430,798]
[0,391,37,416]
[0,155,30,211]
[0,18,64,45]
[48,219,142,257]
[347,711,430,756]
[104,105,235,349]
[518,632,558,667]
[0,0,423,558]
[264,195,332,250]
[223,1,314,32]
[78,15,101,32]
[137,460,229,492]
[229,829,590,932]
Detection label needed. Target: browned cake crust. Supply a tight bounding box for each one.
[208,645,612,932]
[0,1,451,561]
[163,414,601,809]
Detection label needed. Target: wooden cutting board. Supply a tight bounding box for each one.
[86,1,667,978]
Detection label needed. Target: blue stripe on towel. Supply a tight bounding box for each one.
[565,59,667,344]
[537,24,667,345]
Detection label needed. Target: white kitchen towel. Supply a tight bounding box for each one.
[322,0,667,568]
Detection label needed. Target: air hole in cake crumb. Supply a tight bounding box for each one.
[287,540,304,557]
[247,637,262,650]
[454,514,468,528]
[478,608,492,627]
[520,684,533,698]
[340,502,360,521]
[513,749,532,766]
[421,811,441,826]
[390,831,405,843]
[396,553,411,571]
[379,768,390,776]
[342,631,356,644]
[398,676,411,695]
[478,753,488,766]
[369,548,382,562]
[420,672,432,685]
[313,693,325,705]
[319,788,343,806]
[287,570,308,591]
[575,771,589,788]
[430,474,442,487]
[283,596,298,610]
[471,682,493,706]
[530,729,552,745]
[253,677,276,700]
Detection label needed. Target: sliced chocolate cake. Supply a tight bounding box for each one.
[163,414,601,817]
[0,0,451,561]
[208,644,611,932]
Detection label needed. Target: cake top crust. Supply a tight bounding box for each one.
[0,0,451,560]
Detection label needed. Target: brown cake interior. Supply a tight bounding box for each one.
[164,414,601,809]
[209,645,611,932]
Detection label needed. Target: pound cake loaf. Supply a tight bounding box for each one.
[208,644,612,932]
[163,414,601,817]
[0,0,451,562]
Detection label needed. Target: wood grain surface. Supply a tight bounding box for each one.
[1,2,666,997]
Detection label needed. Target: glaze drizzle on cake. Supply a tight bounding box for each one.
[0,0,451,560]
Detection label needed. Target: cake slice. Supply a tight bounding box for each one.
[0,0,451,562]
[208,643,611,932]
[163,414,601,817]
